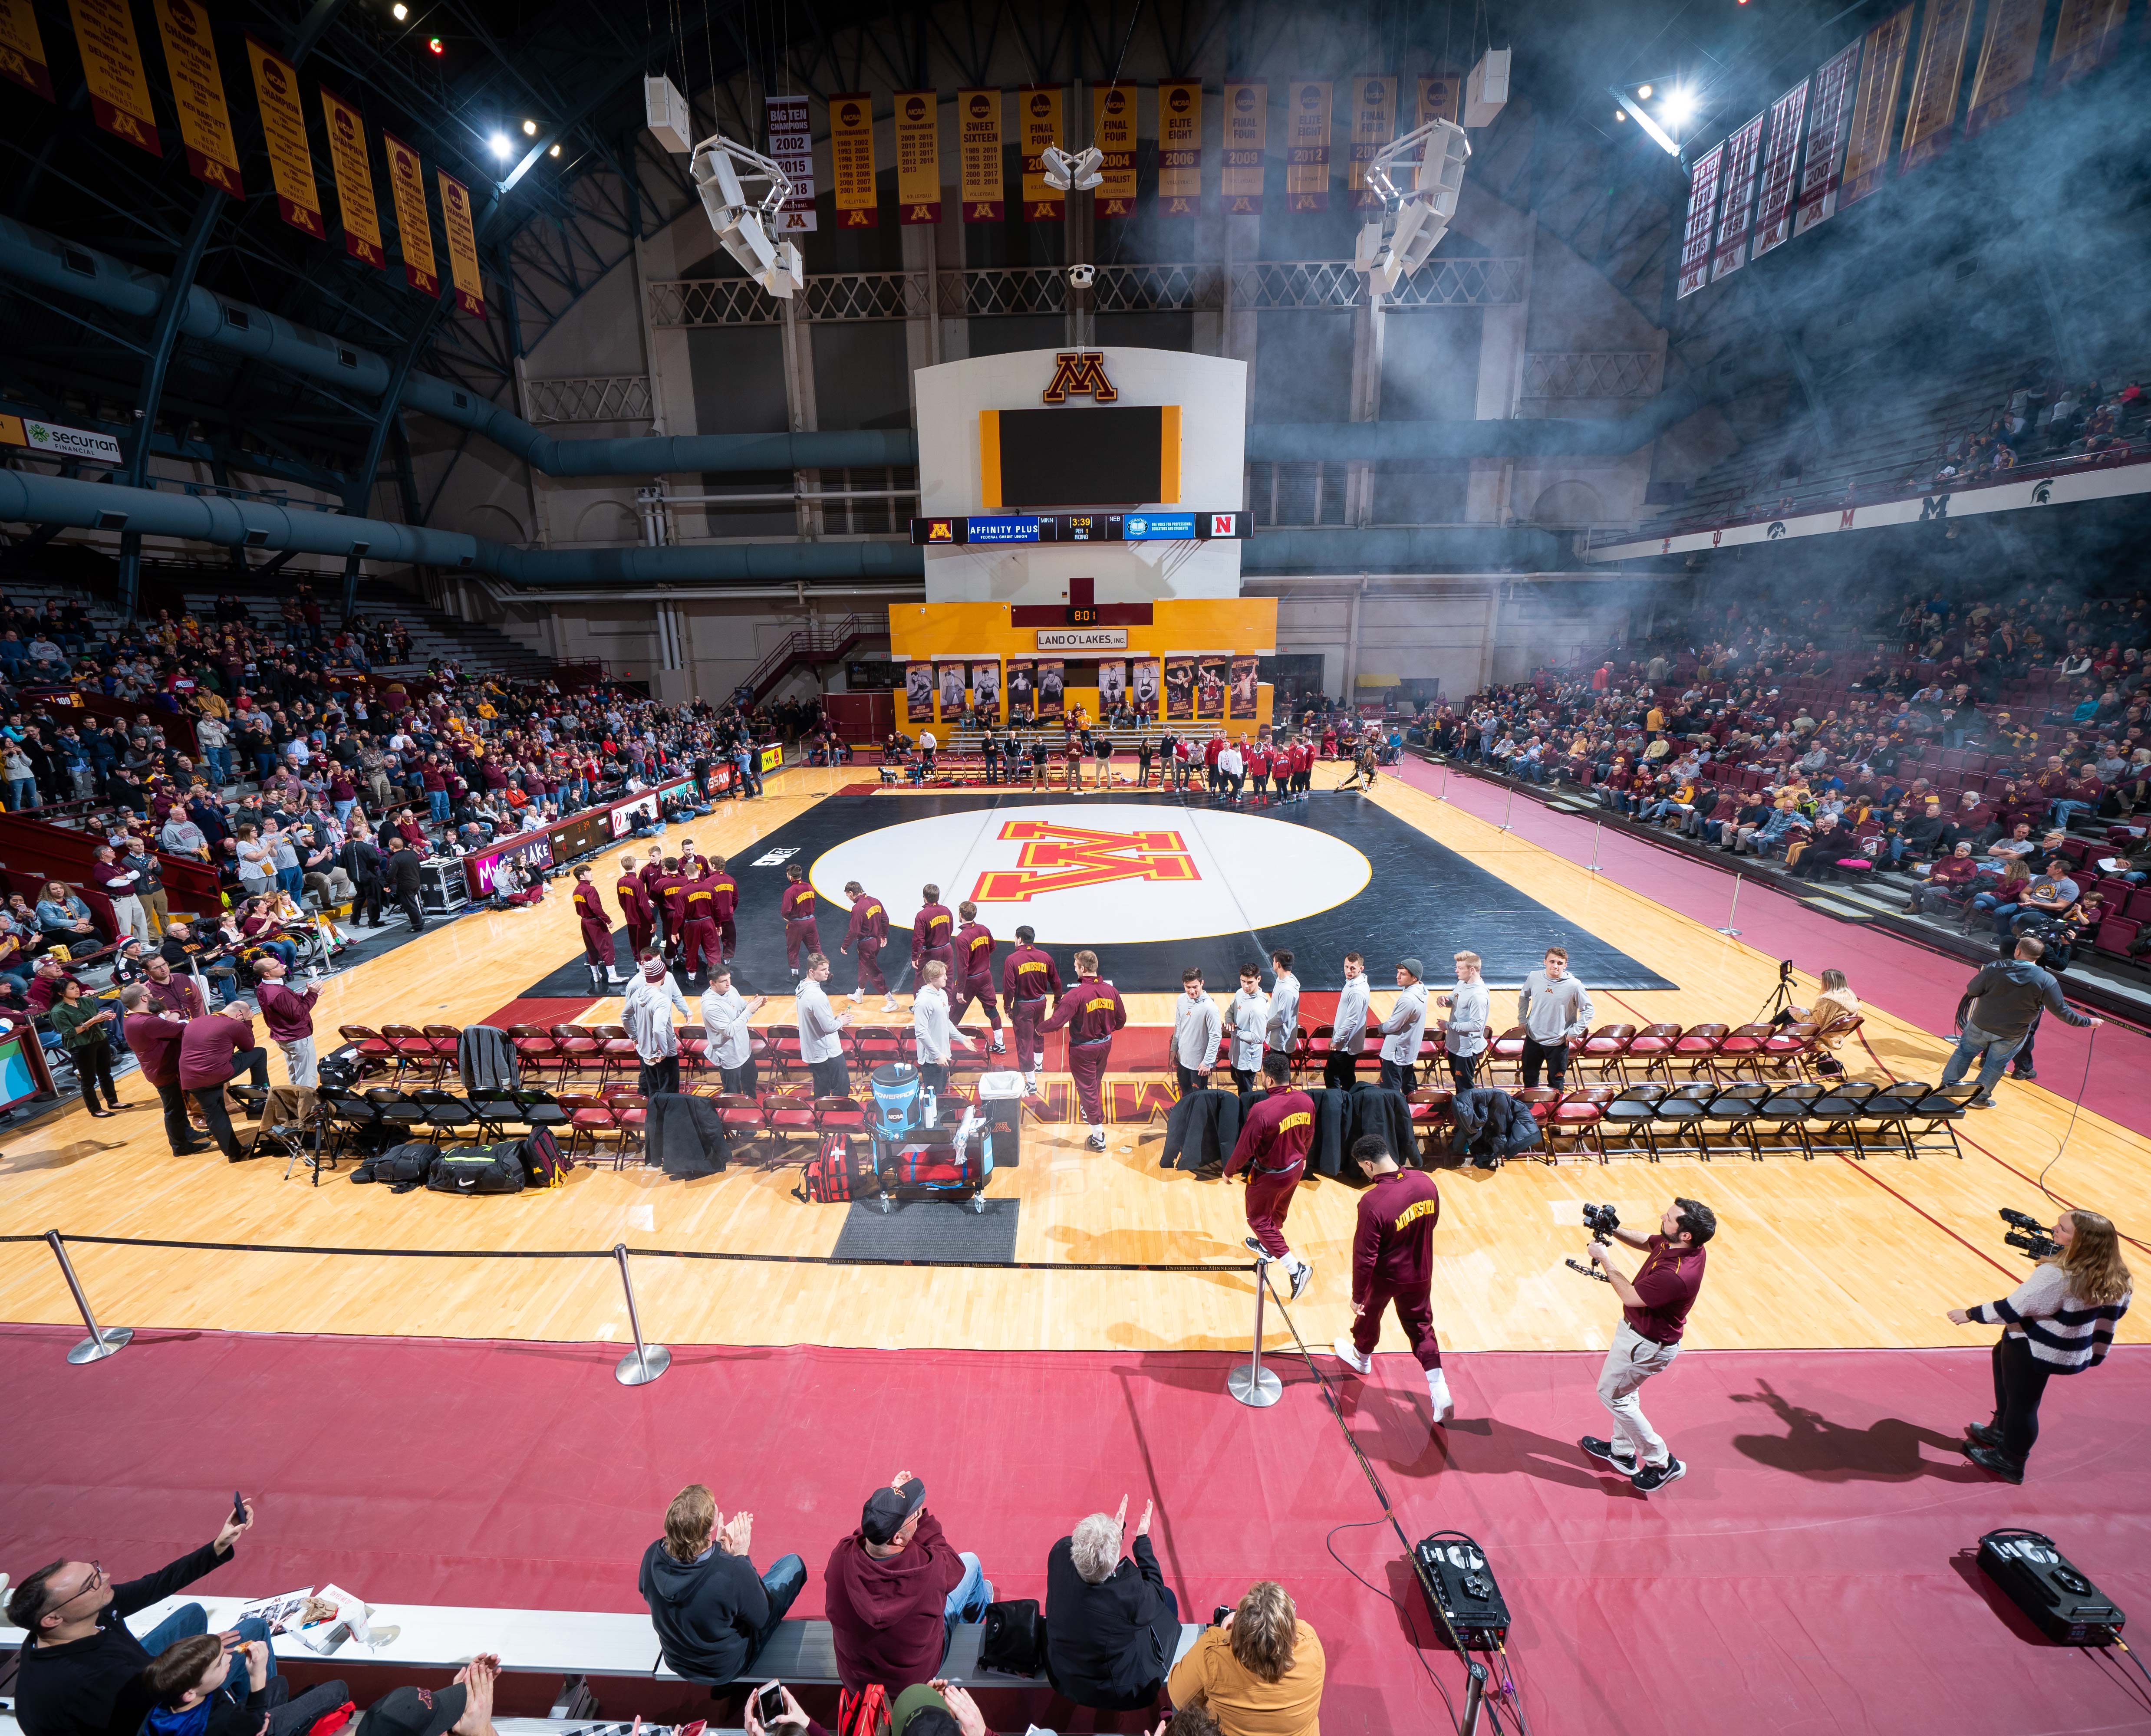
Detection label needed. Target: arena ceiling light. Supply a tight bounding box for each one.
[1610,79,1693,156]
[488,131,511,159]
[688,134,804,297]
[1041,145,1103,191]
[1352,118,1470,293]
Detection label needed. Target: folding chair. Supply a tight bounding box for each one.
[592,1024,641,1091]
[550,1024,606,1088]
[338,1024,396,1073]
[1623,1023,1683,1082]
[1901,1084,1985,1158]
[714,1092,769,1157]
[1575,1025,1636,1084]
[1549,1085,1616,1163]
[470,1087,528,1142]
[510,1088,571,1141]
[422,1024,463,1075]
[763,1090,820,1164]
[765,1023,806,1081]
[1487,1025,1528,1084]
[412,1087,479,1145]
[506,1025,565,1091]
[364,1085,432,1141]
[1757,1082,1826,1159]
[1854,1082,1932,1159]
[1668,1024,1729,1082]
[1650,1082,1719,1159]
[1406,1086,1453,1166]
[1753,1020,1820,1082]
[1600,1084,1668,1160]
[1701,1083,1771,1161]
[1512,1087,1565,1165]
[558,1092,617,1159]
[380,1025,446,1088]
[853,1025,906,1073]
[1713,1024,1775,1081]
[815,1095,867,1137]
[1803,1080,1881,1157]
[318,1085,381,1161]
[599,1085,648,1167]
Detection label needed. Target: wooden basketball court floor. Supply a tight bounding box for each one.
[3,761,2144,1363]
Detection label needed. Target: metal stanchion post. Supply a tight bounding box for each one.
[1498,788,1514,833]
[1716,874,1744,937]
[1586,819,1603,873]
[46,1230,131,1365]
[612,1243,670,1386]
[1227,1258,1283,1407]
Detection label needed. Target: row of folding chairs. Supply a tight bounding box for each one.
[1405,1079,1985,1163]
[1304,1017,1855,1087]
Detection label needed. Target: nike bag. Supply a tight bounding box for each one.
[427,1142,527,1195]
[834,1685,889,1736]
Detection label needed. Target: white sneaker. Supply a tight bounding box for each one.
[1331,1337,1373,1375]
[1085,1128,1107,1151]
[882,997,900,1012]
[1288,1257,1314,1301]
[1426,1368,1453,1424]
[991,1036,1005,1052]
[849,988,865,1003]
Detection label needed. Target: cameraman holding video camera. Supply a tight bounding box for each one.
[1578,1198,1716,1494]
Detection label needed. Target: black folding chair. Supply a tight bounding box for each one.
[511,1088,571,1138]
[1803,1080,1881,1157]
[1854,1082,1932,1160]
[364,1086,432,1141]
[1701,1083,1771,1161]
[1600,1084,1668,1161]
[1649,1082,1719,1161]
[470,1089,528,1142]
[412,1088,479,1144]
[1901,1084,1985,1158]
[318,1086,381,1160]
[1756,1083,1826,1159]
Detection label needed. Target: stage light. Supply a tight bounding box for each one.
[1354,117,1470,291]
[1614,108,1626,121]
[1041,145,1103,191]
[548,143,560,157]
[688,133,804,297]
[390,1,406,17]
[1637,83,1652,98]
[489,132,511,158]
[1662,87,1696,124]
[427,34,442,53]
[522,119,537,135]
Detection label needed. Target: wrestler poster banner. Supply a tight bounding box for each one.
[246,37,323,238]
[1964,0,2041,135]
[1164,655,1196,721]
[320,88,388,269]
[69,0,160,155]
[1710,110,1767,283]
[1222,82,1267,214]
[1674,141,1724,299]
[896,91,940,223]
[1196,657,1228,720]
[1898,0,1976,174]
[0,0,55,99]
[1840,5,1913,209]
[1019,85,1065,220]
[1228,657,1259,717]
[1347,76,1396,209]
[1285,79,1332,212]
[1157,79,1201,215]
[152,0,240,195]
[1091,84,1137,217]
[830,92,877,228]
[1096,660,1128,713]
[2044,0,2127,90]
[1749,79,1809,260]
[1005,657,1037,717]
[937,659,966,717]
[1794,39,1861,237]
[382,132,438,295]
[1130,658,1161,716]
[439,171,484,316]
[1035,658,1067,720]
[970,660,1001,716]
[904,661,935,720]
[958,88,1004,221]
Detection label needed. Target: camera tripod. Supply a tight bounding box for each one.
[1755,957,1798,1025]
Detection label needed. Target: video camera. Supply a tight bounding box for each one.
[1567,1203,1620,1283]
[2000,1208,2061,1260]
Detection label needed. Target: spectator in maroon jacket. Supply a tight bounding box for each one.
[178,1006,270,1160]
[824,1474,994,1694]
[119,983,206,1154]
[251,955,320,1087]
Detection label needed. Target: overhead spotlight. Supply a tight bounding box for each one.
[1637,82,1652,98]
[1041,145,1103,191]
[1662,87,1696,124]
[688,134,804,297]
[489,132,511,158]
[390,1,405,17]
[548,143,560,157]
[522,119,537,136]
[1354,117,1470,291]
[1614,108,1627,121]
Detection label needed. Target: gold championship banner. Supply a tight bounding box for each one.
[1157,79,1200,215]
[1840,4,1912,207]
[959,87,1003,221]
[2044,0,2128,89]
[439,170,484,317]
[1092,83,1136,217]
[152,0,239,194]
[0,0,55,99]
[1347,76,1395,209]
[1020,85,1064,220]
[69,0,160,155]
[896,90,940,224]
[1285,78,1331,212]
[1222,80,1267,214]
[320,87,387,268]
[382,131,437,294]
[831,92,877,228]
[1963,0,2041,135]
[1899,0,1975,172]
[1416,71,1460,129]
[245,37,321,236]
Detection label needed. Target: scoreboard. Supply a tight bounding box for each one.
[912,510,1246,546]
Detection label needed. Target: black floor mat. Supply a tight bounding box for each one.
[830,1197,1019,1264]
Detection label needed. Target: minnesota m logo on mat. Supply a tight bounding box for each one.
[973,820,1197,900]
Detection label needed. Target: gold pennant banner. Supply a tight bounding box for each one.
[1019,84,1064,220]
[244,36,321,237]
[1899,0,1976,173]
[2045,0,2128,89]
[0,0,56,100]
[1157,78,1201,215]
[895,90,940,224]
[1416,71,1460,129]
[958,87,1003,221]
[1841,4,1912,206]
[438,170,484,317]
[382,131,438,294]
[1092,83,1136,217]
[320,86,386,268]
[830,92,877,227]
[1964,0,2041,135]
[152,0,240,196]
[69,0,160,155]
[1347,75,1395,209]
[1285,78,1331,212]
[1221,80,1267,214]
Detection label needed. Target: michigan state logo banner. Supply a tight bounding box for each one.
[959,88,1004,221]
[1157,79,1201,215]
[1222,82,1267,214]
[68,0,160,155]
[1020,85,1064,220]
[1285,78,1331,212]
[896,91,940,224]
[831,92,877,228]
[320,87,387,268]
[151,0,239,194]
[0,0,55,99]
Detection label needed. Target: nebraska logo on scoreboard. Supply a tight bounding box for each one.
[1042,350,1117,403]
[972,820,1198,900]
[1209,513,1238,537]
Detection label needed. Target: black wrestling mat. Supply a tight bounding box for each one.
[580,791,1672,995]
[830,1197,1020,1264]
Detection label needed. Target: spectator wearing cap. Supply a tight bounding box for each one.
[1044,1495,1182,1711]
[639,1483,807,1686]
[824,1473,993,1694]
[1377,960,1428,1093]
[349,1655,500,1736]
[1165,1581,1324,1736]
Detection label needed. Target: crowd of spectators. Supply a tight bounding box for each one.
[1929,375,2148,486]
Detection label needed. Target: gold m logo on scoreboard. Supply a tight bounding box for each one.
[972,820,1196,900]
[1042,351,1117,404]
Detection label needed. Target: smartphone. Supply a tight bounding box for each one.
[231,1491,247,1525]
[754,1684,786,1726]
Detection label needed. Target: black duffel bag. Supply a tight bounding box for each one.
[426,1141,528,1195]
[352,1140,441,1194]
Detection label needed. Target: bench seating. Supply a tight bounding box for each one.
[656,1617,1207,1688]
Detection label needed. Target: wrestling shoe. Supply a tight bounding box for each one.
[1243,1236,1271,1259]
[991,1035,1006,1052]
[1966,1445,2024,1483]
[1579,1436,1638,1472]
[1085,1130,1107,1151]
[1630,1457,1686,1494]
[1963,1421,2003,1450]
[1331,1337,1373,1375]
[1426,1368,1453,1424]
[1288,1257,1314,1301]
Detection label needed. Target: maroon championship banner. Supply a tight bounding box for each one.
[1710,111,1768,283]
[1749,79,1810,260]
[1794,40,1861,237]
[1675,142,1725,300]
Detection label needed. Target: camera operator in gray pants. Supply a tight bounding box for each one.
[1578,1198,1715,1495]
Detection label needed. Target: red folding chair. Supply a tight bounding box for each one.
[599,1085,647,1167]
[1623,1023,1683,1082]
[1551,1086,1616,1162]
[558,1092,617,1159]
[506,1024,565,1091]
[1670,1023,1729,1080]
[380,1024,446,1087]
[550,1024,605,1087]
[1575,1024,1636,1083]
[592,1023,641,1091]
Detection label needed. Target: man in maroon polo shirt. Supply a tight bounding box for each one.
[178,1005,271,1161]
[1039,950,1125,1150]
[1332,1133,1450,1422]
[119,983,208,1157]
[1580,1197,1715,1494]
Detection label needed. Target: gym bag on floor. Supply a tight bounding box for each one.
[518,1124,573,1187]
[797,1133,861,1203]
[352,1140,442,1194]
[427,1142,527,1195]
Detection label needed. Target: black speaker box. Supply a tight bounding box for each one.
[1413,1532,1510,1647]
[1977,1529,2125,1646]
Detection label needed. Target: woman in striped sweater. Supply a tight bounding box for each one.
[1948,1209,2133,1483]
